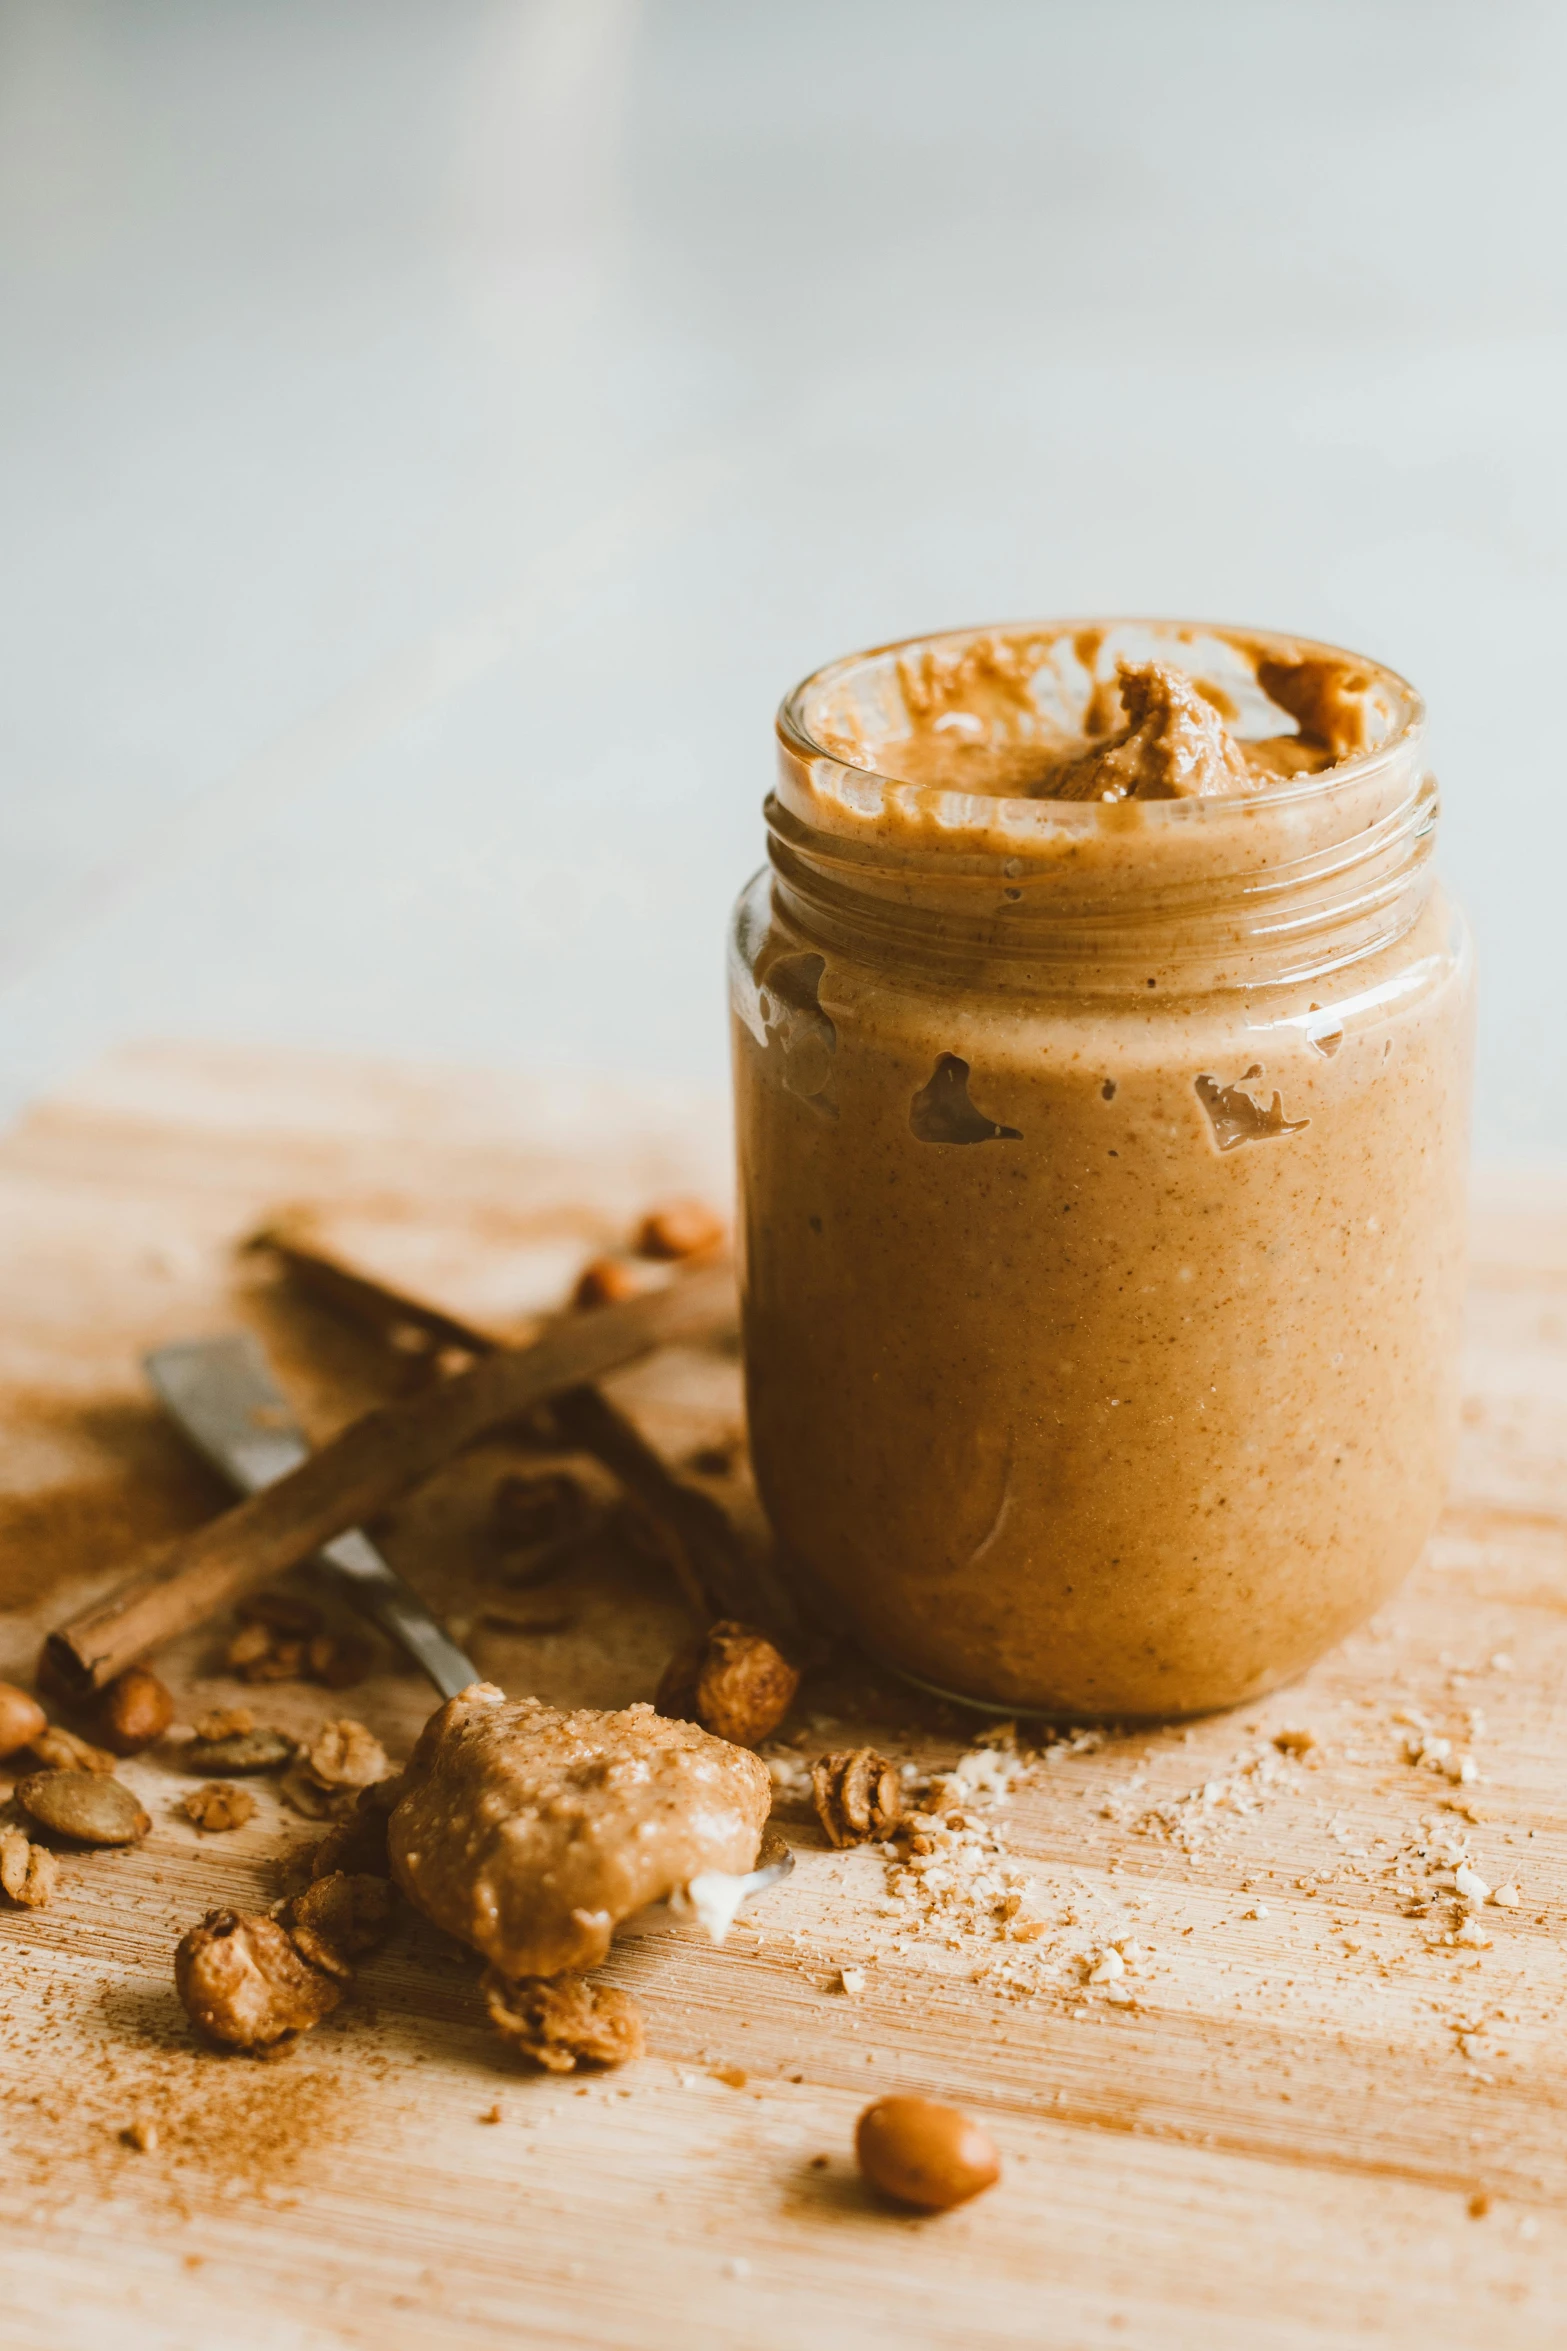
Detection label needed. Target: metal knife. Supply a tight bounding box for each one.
[144,1331,796,1916]
[144,1332,479,1700]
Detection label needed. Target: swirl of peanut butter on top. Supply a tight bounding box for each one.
[848,629,1388,804]
[1044,662,1257,801]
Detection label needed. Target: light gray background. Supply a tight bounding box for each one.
[1,0,1562,1152]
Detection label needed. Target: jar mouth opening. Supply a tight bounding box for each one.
[776,617,1425,838]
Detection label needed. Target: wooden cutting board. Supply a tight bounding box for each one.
[3,1041,1566,2351]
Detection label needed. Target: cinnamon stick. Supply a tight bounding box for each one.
[549,1383,801,1638]
[258,1220,803,1639]
[46,1261,737,1695]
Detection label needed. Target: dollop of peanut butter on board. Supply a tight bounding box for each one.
[388,1683,771,1979]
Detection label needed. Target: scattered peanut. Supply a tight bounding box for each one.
[573,1256,643,1308]
[635,1200,725,1261]
[0,1681,46,1760]
[99,1665,175,1755]
[855,2096,1001,2212]
[175,1909,341,2051]
[655,1620,799,1748]
[275,1869,395,1979]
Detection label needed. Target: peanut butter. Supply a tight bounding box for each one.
[388,1684,772,1977]
[732,621,1473,1718]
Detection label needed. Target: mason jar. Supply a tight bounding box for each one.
[729,620,1473,1719]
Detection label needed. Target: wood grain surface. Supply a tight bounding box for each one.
[3,1043,1567,2351]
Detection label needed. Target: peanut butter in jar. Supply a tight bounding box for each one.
[730,620,1473,1719]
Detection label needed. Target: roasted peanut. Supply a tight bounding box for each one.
[634,1200,725,1261]
[0,1681,46,1761]
[855,2096,1001,2212]
[99,1666,175,1755]
[655,1620,799,1748]
[175,1909,341,2051]
[573,1256,643,1308]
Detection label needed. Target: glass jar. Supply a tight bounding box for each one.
[729,620,1473,1719]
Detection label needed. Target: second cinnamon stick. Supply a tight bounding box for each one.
[46,1261,736,1695]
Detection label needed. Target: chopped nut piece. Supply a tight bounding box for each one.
[306,1718,389,1792]
[192,1707,255,1743]
[573,1255,644,1308]
[178,1782,257,1835]
[175,1909,342,2052]
[237,1593,325,1639]
[491,1468,595,1550]
[185,1727,295,1776]
[121,2118,159,2153]
[1491,1882,1521,1908]
[17,1770,150,1847]
[309,1773,404,1880]
[614,1498,700,1599]
[635,1200,726,1261]
[686,1441,738,1478]
[1272,1726,1318,1756]
[304,1633,373,1691]
[27,1724,118,1776]
[276,1870,396,1979]
[239,1637,308,1685]
[279,1763,354,1821]
[0,1681,47,1761]
[226,1596,367,1688]
[481,1969,645,2073]
[656,1621,800,1749]
[225,1622,276,1674]
[0,1825,59,1907]
[855,2096,1001,2211]
[478,1609,577,1637]
[99,1666,176,1755]
[812,1749,905,1849]
[839,1966,867,1996]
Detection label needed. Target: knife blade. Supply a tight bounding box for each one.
[144,1332,479,1701]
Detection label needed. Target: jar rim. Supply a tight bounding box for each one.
[776,617,1425,839]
